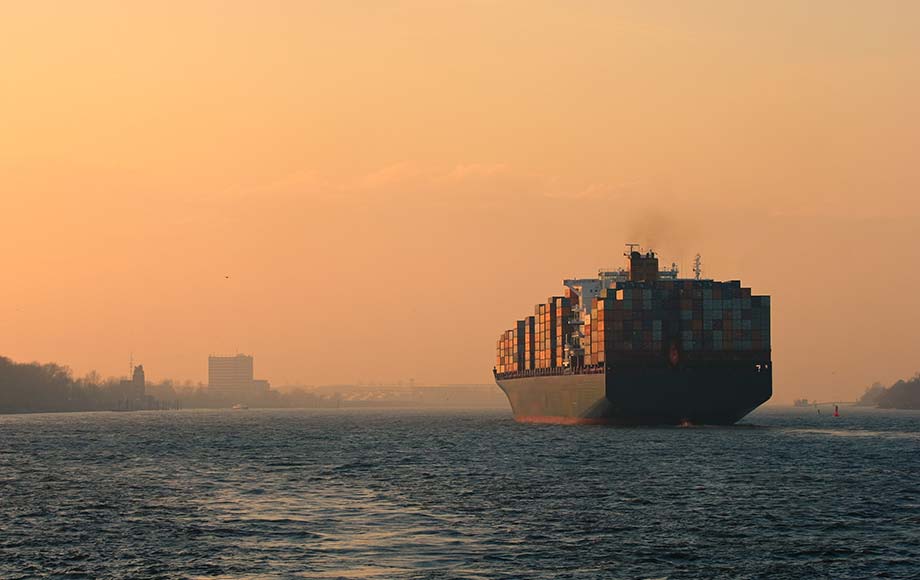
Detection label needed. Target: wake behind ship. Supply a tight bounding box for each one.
[493,248,772,425]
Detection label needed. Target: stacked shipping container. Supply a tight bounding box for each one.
[497,279,770,374]
[585,280,770,366]
[495,320,529,374]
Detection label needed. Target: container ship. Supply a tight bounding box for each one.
[493,247,772,425]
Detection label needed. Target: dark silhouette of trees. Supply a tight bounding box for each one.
[856,374,920,410]
[857,381,888,406]
[876,374,920,410]
[0,357,133,413]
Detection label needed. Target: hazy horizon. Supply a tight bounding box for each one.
[3,1,919,403]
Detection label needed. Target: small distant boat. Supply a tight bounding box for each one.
[231,404,249,410]
[793,398,811,408]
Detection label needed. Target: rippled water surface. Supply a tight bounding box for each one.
[2,406,919,579]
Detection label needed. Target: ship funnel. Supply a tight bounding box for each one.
[628,250,659,282]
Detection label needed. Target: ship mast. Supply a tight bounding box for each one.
[693,254,702,280]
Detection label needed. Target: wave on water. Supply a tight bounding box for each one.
[1,407,918,579]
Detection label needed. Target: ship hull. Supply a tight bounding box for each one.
[495,362,772,426]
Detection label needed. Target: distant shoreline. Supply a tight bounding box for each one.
[0,403,511,417]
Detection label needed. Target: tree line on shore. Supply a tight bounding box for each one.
[857,373,920,410]
[0,356,338,414]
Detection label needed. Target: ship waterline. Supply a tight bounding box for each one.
[496,360,772,425]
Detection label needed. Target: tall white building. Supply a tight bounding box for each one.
[208,354,269,399]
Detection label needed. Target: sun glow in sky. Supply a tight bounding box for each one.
[2,1,919,401]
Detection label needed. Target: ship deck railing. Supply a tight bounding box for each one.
[494,353,772,381]
[494,365,605,380]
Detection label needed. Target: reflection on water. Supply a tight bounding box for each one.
[200,486,483,578]
[1,407,919,579]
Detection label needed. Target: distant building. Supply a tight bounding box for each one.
[208,354,270,400]
[120,364,145,399]
[117,364,147,410]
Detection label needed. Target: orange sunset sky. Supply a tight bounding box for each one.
[2,1,918,403]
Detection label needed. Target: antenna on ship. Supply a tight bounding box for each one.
[625,243,640,257]
[693,254,702,280]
